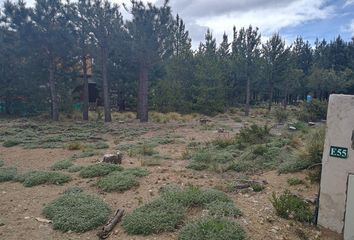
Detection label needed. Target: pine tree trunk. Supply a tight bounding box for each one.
[268,81,274,112]
[101,46,111,122]
[138,63,149,122]
[49,58,59,121]
[245,75,250,116]
[82,54,89,121]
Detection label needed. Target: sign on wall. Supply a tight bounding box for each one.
[330,146,348,159]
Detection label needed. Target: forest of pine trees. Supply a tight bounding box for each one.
[1,0,354,122]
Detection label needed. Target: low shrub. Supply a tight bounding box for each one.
[274,107,289,123]
[51,159,73,171]
[0,160,4,167]
[123,167,149,177]
[0,167,17,182]
[42,192,111,232]
[16,171,71,187]
[237,124,271,145]
[97,172,139,192]
[211,137,236,149]
[67,142,82,150]
[67,165,84,173]
[270,190,313,222]
[161,185,232,208]
[298,99,327,122]
[3,140,20,147]
[287,177,304,186]
[79,163,123,178]
[85,141,109,150]
[206,201,242,217]
[251,183,265,192]
[122,199,186,235]
[178,217,246,240]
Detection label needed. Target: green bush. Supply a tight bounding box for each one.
[278,128,324,174]
[211,138,236,149]
[0,167,17,182]
[51,159,73,171]
[42,192,111,232]
[161,185,232,208]
[187,148,234,171]
[0,160,4,167]
[97,172,139,192]
[298,99,327,122]
[123,167,149,177]
[178,217,246,240]
[237,124,271,145]
[287,177,304,186]
[206,201,242,217]
[274,107,289,123]
[270,190,313,222]
[16,171,71,187]
[79,163,123,178]
[3,140,20,147]
[67,165,84,173]
[122,199,186,235]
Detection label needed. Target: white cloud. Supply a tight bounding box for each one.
[190,0,334,46]
[344,0,354,6]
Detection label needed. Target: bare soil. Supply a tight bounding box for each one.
[0,115,343,240]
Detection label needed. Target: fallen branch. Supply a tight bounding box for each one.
[97,208,125,239]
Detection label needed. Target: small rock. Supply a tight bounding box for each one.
[289,126,297,131]
[24,216,30,220]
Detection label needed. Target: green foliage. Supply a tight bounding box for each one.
[237,124,271,145]
[251,183,265,192]
[278,128,324,173]
[2,140,20,147]
[97,172,139,192]
[123,167,149,177]
[0,167,17,182]
[210,137,236,148]
[42,192,111,232]
[16,171,71,187]
[206,201,242,217]
[161,185,232,207]
[287,177,304,186]
[298,100,328,122]
[67,165,84,173]
[51,159,73,171]
[273,107,289,123]
[270,190,313,222]
[79,163,123,178]
[178,217,246,240]
[0,160,4,167]
[122,199,186,235]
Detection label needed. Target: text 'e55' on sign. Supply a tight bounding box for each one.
[330,146,348,159]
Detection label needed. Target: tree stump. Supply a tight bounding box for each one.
[102,151,123,164]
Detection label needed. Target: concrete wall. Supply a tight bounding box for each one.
[318,94,354,234]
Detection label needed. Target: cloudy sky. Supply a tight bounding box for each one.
[2,0,354,47]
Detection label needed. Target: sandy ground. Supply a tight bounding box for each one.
[0,116,343,240]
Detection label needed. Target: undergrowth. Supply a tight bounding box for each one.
[79,163,123,178]
[16,171,71,187]
[271,190,313,223]
[42,191,111,232]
